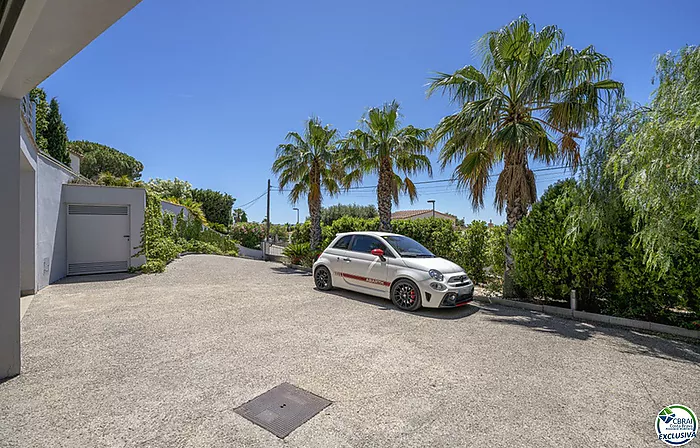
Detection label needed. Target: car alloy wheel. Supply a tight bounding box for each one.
[391,279,421,311]
[314,266,332,291]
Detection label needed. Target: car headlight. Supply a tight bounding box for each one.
[428,269,444,281]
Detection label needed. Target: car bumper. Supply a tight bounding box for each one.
[418,278,474,308]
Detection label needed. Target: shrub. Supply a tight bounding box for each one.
[191,188,235,227]
[70,140,144,180]
[510,179,699,325]
[209,222,229,234]
[486,224,507,277]
[283,243,313,266]
[450,221,489,284]
[181,240,224,255]
[393,218,454,258]
[135,192,239,273]
[140,259,166,274]
[231,222,266,249]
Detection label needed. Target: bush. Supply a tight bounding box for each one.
[70,140,144,180]
[486,224,507,277]
[140,259,166,274]
[510,179,699,326]
[191,188,235,227]
[231,222,266,249]
[135,192,239,273]
[181,240,223,255]
[450,221,488,284]
[283,242,316,266]
[209,222,229,234]
[393,218,454,258]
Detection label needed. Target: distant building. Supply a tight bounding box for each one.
[391,209,457,224]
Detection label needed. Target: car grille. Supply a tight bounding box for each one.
[448,275,472,288]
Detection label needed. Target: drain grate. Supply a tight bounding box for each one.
[234,383,331,438]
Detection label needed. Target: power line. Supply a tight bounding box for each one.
[238,190,267,210]
[280,164,575,193]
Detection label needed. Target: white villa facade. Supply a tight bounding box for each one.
[1,0,144,380]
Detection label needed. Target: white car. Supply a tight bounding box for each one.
[312,231,474,311]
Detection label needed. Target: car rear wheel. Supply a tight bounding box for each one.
[391,279,422,311]
[314,266,333,291]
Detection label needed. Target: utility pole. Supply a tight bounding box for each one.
[428,199,436,218]
[265,178,271,261]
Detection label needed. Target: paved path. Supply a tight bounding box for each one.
[1,255,698,447]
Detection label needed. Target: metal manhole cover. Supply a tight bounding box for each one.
[234,382,331,438]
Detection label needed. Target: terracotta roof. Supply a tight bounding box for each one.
[391,209,456,220]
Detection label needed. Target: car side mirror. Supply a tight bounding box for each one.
[371,248,386,261]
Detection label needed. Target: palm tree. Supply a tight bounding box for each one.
[341,101,432,232]
[428,15,623,293]
[272,118,343,249]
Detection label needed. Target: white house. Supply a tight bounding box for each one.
[1,0,143,380]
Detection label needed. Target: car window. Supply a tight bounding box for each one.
[350,235,393,257]
[333,235,352,250]
[382,235,434,258]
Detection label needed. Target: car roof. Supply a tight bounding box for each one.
[335,231,402,238]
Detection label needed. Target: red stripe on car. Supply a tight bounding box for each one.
[335,272,391,287]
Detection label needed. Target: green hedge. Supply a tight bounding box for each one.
[510,180,699,327]
[136,192,239,273]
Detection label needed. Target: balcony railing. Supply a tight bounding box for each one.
[20,94,36,138]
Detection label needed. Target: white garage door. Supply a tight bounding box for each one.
[67,204,131,275]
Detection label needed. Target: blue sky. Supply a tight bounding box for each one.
[40,0,699,224]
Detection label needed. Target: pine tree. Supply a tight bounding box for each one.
[29,88,49,150]
[45,98,70,165]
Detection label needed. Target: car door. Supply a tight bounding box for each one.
[324,234,355,287]
[342,235,390,295]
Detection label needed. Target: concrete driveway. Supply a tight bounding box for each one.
[1,255,699,447]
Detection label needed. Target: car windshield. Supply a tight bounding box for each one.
[382,235,434,258]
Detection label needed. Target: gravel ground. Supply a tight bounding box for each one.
[1,255,699,447]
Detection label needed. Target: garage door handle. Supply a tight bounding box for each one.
[123,235,130,238]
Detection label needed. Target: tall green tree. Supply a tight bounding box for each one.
[146,178,192,201]
[29,87,49,150]
[69,140,144,180]
[609,46,700,273]
[341,101,432,232]
[272,118,343,249]
[45,98,70,165]
[320,203,377,225]
[233,208,248,223]
[192,188,235,227]
[428,15,623,294]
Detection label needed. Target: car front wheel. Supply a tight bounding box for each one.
[391,279,422,311]
[314,266,333,291]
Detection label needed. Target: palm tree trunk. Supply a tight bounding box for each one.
[503,191,527,298]
[308,166,322,250]
[377,157,393,232]
[308,195,322,250]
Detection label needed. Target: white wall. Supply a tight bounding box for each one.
[35,154,77,290]
[64,185,146,268]
[0,96,21,378]
[161,200,190,220]
[69,152,81,174]
[20,166,36,295]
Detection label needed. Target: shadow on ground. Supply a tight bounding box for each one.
[477,301,700,365]
[270,266,312,277]
[320,288,479,320]
[55,272,141,284]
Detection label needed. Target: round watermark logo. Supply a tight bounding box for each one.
[656,404,697,446]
